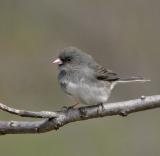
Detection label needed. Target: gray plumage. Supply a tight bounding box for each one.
[53,47,149,105]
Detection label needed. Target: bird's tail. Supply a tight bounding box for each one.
[118,76,150,83]
[110,76,150,90]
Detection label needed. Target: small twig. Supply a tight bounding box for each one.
[0,103,59,118]
[0,95,160,135]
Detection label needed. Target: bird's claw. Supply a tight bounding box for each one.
[61,105,75,111]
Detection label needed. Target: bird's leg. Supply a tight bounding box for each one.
[71,101,80,107]
[66,101,80,109]
[61,101,80,111]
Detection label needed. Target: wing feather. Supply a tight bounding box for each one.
[93,64,120,81]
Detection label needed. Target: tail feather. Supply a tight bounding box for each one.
[118,76,150,83]
[110,76,150,90]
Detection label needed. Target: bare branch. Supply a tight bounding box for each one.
[0,103,59,118]
[0,95,160,135]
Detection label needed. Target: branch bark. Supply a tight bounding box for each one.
[0,95,160,135]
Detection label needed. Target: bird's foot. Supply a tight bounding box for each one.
[97,103,105,116]
[79,107,88,118]
[61,102,79,111]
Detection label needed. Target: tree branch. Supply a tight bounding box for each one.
[0,95,160,135]
[0,102,59,118]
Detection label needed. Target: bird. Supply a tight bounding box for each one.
[52,47,149,107]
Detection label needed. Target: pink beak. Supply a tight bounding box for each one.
[52,58,62,65]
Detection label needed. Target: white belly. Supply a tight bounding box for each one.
[67,81,111,105]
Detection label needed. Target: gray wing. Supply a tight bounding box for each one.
[92,64,120,82]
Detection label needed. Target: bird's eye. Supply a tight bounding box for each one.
[59,56,72,65]
[65,57,71,62]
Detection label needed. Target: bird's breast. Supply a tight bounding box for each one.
[66,80,111,105]
[58,69,112,105]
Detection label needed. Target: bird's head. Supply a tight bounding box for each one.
[53,47,94,69]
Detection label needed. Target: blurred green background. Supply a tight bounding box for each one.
[0,0,160,156]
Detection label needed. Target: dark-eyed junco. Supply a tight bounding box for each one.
[53,47,149,107]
